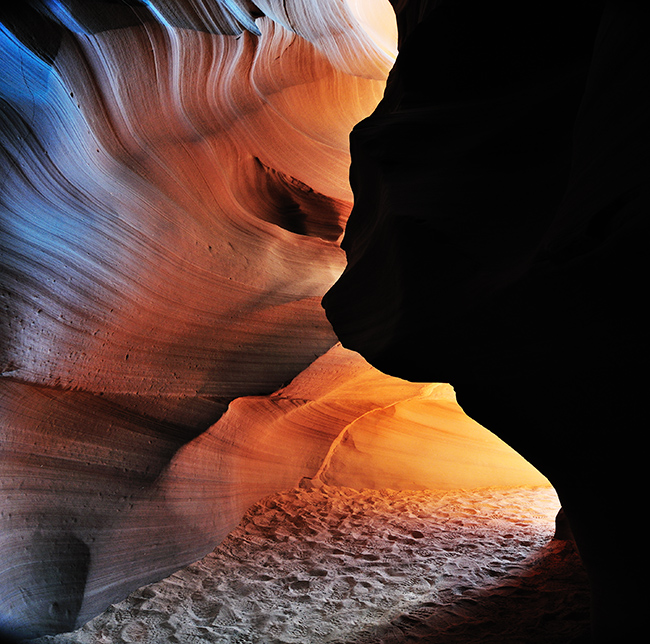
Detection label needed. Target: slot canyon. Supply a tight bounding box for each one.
[0,1,645,643]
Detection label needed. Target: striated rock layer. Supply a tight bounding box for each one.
[0,1,401,638]
[0,0,397,397]
[1,336,549,639]
[323,1,648,642]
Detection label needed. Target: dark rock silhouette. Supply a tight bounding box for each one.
[324,1,648,641]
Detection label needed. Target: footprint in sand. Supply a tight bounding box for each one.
[120,620,149,642]
[255,573,275,581]
[189,592,224,621]
[308,568,329,577]
[289,579,311,592]
[200,576,219,591]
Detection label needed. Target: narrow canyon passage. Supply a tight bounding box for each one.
[2,1,643,642]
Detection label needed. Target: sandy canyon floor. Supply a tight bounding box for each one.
[30,485,591,644]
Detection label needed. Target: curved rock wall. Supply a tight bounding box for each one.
[0,1,397,638]
[0,0,396,397]
[66,344,548,635]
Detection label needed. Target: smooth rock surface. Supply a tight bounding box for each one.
[0,1,397,638]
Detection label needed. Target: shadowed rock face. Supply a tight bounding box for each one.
[323,1,648,641]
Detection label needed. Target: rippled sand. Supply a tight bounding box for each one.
[31,485,590,644]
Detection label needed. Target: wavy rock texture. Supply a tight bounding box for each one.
[0,1,397,396]
[0,1,400,638]
[3,343,548,639]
